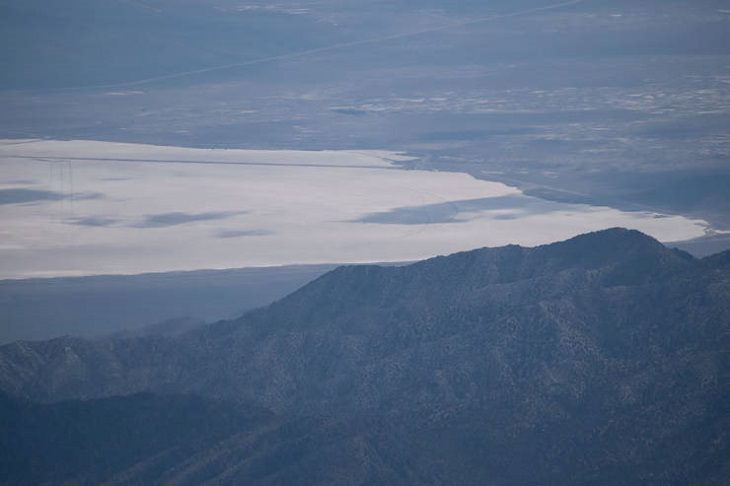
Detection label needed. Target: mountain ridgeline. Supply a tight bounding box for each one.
[1,228,728,484]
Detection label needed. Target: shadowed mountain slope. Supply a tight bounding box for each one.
[0,228,728,484]
[0,392,274,485]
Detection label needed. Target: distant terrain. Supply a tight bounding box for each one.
[1,229,728,484]
[0,140,713,278]
[1,1,729,483]
[0,264,335,344]
[1,0,729,250]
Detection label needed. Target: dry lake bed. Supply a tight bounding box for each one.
[0,139,713,278]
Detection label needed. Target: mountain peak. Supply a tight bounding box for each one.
[543,227,664,252]
[532,226,678,262]
[0,228,726,485]
[282,229,689,314]
[416,228,685,285]
[702,249,730,269]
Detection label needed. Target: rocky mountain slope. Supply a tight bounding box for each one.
[1,228,728,484]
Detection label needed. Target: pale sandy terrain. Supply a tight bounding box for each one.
[0,140,710,278]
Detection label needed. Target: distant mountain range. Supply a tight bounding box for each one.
[0,264,336,344]
[1,228,728,484]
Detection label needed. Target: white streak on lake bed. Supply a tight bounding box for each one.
[0,140,711,278]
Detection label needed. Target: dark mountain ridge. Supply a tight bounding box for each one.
[0,391,274,485]
[1,228,728,484]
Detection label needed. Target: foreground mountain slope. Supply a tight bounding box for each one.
[0,228,728,484]
[0,392,275,485]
